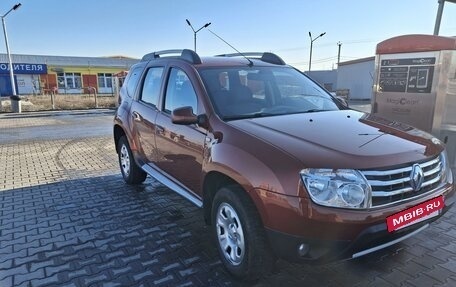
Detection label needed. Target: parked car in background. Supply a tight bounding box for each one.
[114,49,454,279]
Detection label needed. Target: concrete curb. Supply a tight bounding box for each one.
[0,108,116,119]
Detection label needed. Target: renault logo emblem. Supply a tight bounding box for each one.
[410,164,424,191]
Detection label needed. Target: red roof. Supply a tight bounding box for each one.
[376,34,456,54]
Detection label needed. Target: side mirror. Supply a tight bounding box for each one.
[172,106,207,126]
[172,106,198,125]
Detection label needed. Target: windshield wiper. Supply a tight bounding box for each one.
[250,112,277,118]
[224,109,332,120]
[304,109,333,113]
[223,112,276,121]
[223,114,256,121]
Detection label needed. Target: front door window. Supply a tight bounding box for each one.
[164,68,197,114]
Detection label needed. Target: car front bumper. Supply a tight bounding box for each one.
[258,183,455,263]
[266,196,454,263]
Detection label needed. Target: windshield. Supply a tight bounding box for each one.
[199,66,340,120]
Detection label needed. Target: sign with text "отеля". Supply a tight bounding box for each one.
[0,63,47,74]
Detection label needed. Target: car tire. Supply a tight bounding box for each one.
[117,136,147,184]
[212,185,275,280]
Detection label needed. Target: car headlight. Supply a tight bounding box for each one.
[300,169,371,209]
[440,150,453,184]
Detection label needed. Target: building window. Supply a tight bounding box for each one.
[98,73,113,88]
[57,73,82,89]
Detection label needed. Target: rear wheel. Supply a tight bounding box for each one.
[118,136,147,184]
[212,185,275,280]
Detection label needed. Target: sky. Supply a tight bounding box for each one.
[1,0,455,71]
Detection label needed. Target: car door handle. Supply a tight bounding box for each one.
[132,111,142,122]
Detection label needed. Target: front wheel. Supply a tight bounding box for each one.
[117,136,147,184]
[212,186,275,280]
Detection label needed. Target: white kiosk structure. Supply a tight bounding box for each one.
[372,34,456,167]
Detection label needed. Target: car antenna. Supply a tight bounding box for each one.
[207,29,253,67]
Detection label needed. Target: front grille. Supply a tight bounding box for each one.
[361,156,443,207]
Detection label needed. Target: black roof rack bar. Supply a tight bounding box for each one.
[216,52,286,65]
[141,49,202,64]
[181,49,202,64]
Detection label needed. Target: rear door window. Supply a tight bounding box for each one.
[140,67,164,107]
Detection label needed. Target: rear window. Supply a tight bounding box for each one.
[125,66,143,98]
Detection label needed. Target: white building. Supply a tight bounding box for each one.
[336,56,375,100]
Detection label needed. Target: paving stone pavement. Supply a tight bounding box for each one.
[0,110,455,287]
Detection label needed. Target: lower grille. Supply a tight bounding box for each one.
[361,156,443,207]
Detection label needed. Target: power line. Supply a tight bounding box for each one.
[272,38,381,53]
[289,54,371,66]
[289,56,338,65]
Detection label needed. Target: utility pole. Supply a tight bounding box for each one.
[337,42,342,68]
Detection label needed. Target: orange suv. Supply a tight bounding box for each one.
[113,49,454,279]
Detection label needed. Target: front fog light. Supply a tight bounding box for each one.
[298,243,310,257]
[301,169,371,209]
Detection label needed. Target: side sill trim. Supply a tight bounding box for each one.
[352,223,429,259]
[141,164,203,208]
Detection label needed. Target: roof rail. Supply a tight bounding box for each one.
[141,49,202,64]
[216,52,286,65]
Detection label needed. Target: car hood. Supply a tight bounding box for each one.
[228,110,443,169]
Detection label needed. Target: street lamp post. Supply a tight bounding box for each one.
[185,19,211,52]
[434,0,456,35]
[308,31,326,73]
[1,3,21,113]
